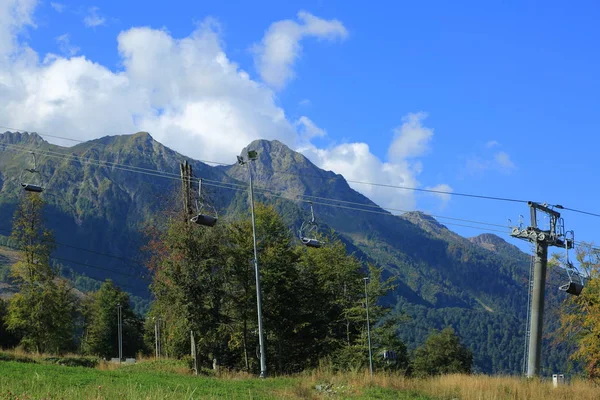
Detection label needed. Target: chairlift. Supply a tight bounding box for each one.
[190,179,218,227]
[299,202,322,248]
[558,231,584,296]
[382,350,397,361]
[20,152,44,193]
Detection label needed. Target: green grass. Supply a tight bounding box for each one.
[0,360,433,399]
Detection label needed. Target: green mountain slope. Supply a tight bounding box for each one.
[0,132,573,374]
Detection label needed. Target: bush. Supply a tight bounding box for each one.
[411,327,473,377]
[0,351,37,364]
[43,356,99,368]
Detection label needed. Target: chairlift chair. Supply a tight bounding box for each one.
[558,231,584,296]
[299,202,322,248]
[190,179,218,227]
[20,152,44,193]
[559,263,584,296]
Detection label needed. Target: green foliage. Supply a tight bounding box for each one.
[557,243,600,379]
[411,327,473,377]
[9,193,55,285]
[147,203,397,374]
[42,356,99,368]
[7,279,77,354]
[0,351,36,363]
[6,193,77,354]
[0,298,21,348]
[0,360,434,400]
[81,280,145,358]
[0,133,569,374]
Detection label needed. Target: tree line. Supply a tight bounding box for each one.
[0,192,475,377]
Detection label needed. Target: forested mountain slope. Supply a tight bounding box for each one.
[0,131,572,373]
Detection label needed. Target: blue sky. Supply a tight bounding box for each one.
[2,0,599,254]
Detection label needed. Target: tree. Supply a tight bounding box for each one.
[411,327,473,376]
[6,193,77,354]
[0,298,20,348]
[147,212,230,366]
[556,243,600,379]
[81,280,145,358]
[144,196,403,374]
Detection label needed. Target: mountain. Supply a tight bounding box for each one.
[0,131,573,374]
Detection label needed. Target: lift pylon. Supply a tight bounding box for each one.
[510,201,573,378]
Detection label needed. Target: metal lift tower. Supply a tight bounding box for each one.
[510,202,573,378]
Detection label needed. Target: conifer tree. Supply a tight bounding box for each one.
[6,193,76,354]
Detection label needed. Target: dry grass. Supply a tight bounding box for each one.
[295,367,600,400]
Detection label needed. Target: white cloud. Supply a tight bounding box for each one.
[388,112,433,161]
[252,11,347,90]
[0,0,37,58]
[296,116,325,140]
[298,98,311,107]
[83,6,106,27]
[50,2,64,13]
[494,151,516,172]
[485,140,500,148]
[300,114,451,211]
[425,184,453,208]
[0,4,449,211]
[1,14,297,161]
[55,33,79,56]
[465,151,517,176]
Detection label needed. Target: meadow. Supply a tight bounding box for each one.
[0,352,597,399]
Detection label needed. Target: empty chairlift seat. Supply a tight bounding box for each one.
[20,153,44,193]
[21,183,43,193]
[559,281,584,296]
[191,213,218,227]
[301,237,322,248]
[299,202,322,249]
[190,178,218,227]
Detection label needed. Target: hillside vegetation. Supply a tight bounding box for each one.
[0,131,576,374]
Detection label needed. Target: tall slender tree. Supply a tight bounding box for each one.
[6,193,76,354]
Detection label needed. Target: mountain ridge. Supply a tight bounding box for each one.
[0,131,569,374]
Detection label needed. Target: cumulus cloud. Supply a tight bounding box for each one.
[0,0,36,58]
[83,6,106,27]
[55,33,79,56]
[0,12,297,161]
[252,11,347,90]
[388,112,433,161]
[296,116,326,140]
[424,184,453,208]
[1,4,449,211]
[300,113,451,211]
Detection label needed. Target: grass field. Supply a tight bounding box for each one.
[0,354,598,399]
[0,359,429,400]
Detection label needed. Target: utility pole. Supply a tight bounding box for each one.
[191,331,198,375]
[364,277,373,379]
[154,317,159,360]
[117,303,123,363]
[180,161,193,218]
[510,201,572,377]
[237,150,267,378]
